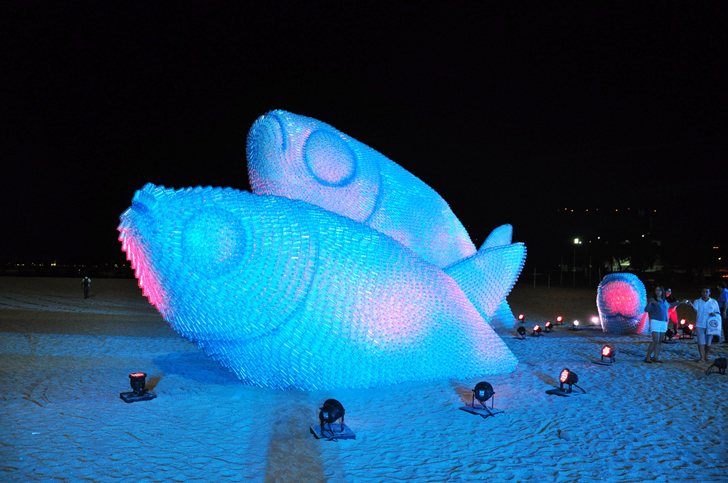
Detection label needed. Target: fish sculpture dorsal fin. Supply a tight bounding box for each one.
[480,223,513,250]
[444,243,526,320]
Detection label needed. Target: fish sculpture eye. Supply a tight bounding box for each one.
[304,130,358,187]
[182,208,247,279]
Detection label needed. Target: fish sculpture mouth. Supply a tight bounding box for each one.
[247,110,382,222]
[119,183,319,344]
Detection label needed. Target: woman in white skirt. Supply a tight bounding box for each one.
[644,286,682,363]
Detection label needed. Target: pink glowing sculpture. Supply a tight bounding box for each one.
[596,273,648,334]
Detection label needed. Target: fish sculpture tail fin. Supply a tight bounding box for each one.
[445,243,526,321]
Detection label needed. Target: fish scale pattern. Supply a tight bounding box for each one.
[596,273,648,334]
[119,183,518,390]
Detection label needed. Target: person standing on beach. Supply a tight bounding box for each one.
[82,276,91,299]
[717,282,727,343]
[644,286,682,363]
[686,287,720,362]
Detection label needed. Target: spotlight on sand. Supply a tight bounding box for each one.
[664,329,676,343]
[569,320,582,331]
[682,323,694,339]
[518,314,525,324]
[706,358,727,376]
[556,315,564,326]
[546,368,585,396]
[516,326,527,339]
[459,381,503,418]
[311,399,355,440]
[590,316,599,325]
[593,345,615,365]
[544,321,553,333]
[119,373,157,403]
[532,325,543,337]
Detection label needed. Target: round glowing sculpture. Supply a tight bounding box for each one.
[596,273,647,334]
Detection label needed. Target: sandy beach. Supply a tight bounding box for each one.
[1,277,726,482]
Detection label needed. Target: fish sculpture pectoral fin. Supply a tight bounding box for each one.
[444,243,526,321]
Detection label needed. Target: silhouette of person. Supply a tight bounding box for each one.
[82,276,91,299]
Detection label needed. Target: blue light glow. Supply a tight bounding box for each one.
[120,185,519,390]
[119,110,527,390]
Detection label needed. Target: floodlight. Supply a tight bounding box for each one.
[706,358,727,376]
[459,381,503,418]
[665,329,674,341]
[532,325,542,336]
[516,326,527,339]
[312,399,355,440]
[601,345,615,363]
[559,368,578,391]
[120,372,157,403]
[130,373,147,395]
[473,381,495,406]
[320,399,345,424]
[556,316,563,325]
[546,367,585,396]
[591,316,599,325]
[544,321,553,333]
[518,314,525,323]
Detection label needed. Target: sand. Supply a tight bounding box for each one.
[1,277,727,482]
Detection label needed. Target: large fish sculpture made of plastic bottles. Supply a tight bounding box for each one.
[246,110,526,327]
[118,111,526,390]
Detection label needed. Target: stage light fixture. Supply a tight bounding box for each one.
[559,368,578,391]
[311,398,355,440]
[518,314,525,323]
[544,321,553,333]
[665,329,675,342]
[459,381,502,418]
[119,372,157,403]
[532,324,542,336]
[556,315,563,325]
[591,316,599,325]
[516,326,527,339]
[601,345,615,363]
[569,319,582,331]
[706,358,727,376]
[546,368,585,396]
[473,381,495,406]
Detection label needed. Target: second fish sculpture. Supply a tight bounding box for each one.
[246,110,526,324]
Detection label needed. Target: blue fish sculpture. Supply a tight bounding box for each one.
[119,183,519,390]
[246,110,526,324]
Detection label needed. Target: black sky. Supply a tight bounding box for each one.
[2,1,726,267]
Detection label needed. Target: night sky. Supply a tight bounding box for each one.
[3,2,726,270]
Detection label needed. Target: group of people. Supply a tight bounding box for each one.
[644,282,727,363]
